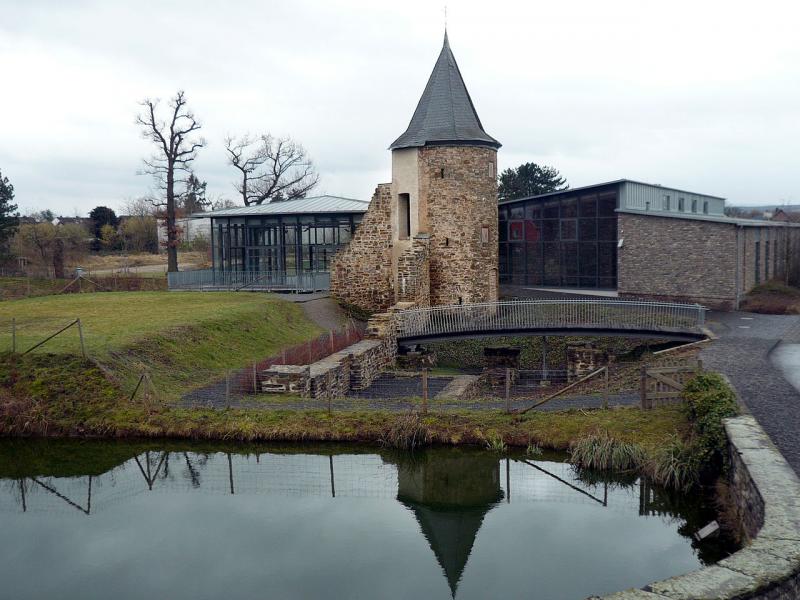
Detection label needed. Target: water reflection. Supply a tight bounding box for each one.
[0,440,734,600]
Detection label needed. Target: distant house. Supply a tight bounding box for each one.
[770,208,792,222]
[53,216,92,229]
[157,215,212,247]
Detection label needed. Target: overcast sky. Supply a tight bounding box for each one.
[2,0,799,216]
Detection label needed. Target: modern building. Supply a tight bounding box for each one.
[331,32,500,311]
[199,195,369,275]
[499,180,800,309]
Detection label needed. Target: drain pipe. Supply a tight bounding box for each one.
[735,224,743,310]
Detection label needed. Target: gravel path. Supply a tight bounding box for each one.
[701,310,800,475]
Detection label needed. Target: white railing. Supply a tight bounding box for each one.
[167,269,330,292]
[395,299,707,340]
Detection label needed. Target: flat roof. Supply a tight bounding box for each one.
[617,208,800,228]
[194,195,370,218]
[498,179,726,205]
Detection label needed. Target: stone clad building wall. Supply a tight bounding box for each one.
[618,213,800,309]
[330,184,394,311]
[418,145,499,305]
[618,213,740,310]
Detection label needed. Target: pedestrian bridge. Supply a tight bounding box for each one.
[394,299,708,345]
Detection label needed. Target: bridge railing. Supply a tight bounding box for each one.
[394,299,707,340]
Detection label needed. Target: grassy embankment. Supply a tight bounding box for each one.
[0,291,689,455]
[0,292,322,400]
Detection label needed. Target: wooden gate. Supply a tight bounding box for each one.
[640,360,703,409]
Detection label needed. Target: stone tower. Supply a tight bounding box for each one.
[330,33,500,310]
[389,32,501,306]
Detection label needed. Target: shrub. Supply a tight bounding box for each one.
[486,435,507,453]
[682,372,739,474]
[569,432,645,471]
[648,435,700,492]
[379,412,430,450]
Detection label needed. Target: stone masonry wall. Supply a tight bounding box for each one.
[418,145,499,305]
[396,236,431,307]
[618,213,739,310]
[593,415,800,600]
[330,183,394,312]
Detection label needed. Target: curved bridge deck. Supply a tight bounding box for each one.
[394,299,708,344]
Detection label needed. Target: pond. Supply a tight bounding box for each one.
[0,439,736,600]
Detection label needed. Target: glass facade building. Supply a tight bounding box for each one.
[498,184,619,289]
[204,196,368,275]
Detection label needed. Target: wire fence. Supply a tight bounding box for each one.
[0,273,166,301]
[176,364,646,414]
[0,450,657,517]
[1,308,699,415]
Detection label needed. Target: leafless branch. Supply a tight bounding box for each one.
[224,133,319,206]
[136,90,205,271]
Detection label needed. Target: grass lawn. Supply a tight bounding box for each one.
[0,292,321,398]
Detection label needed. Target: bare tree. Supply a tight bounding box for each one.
[224,134,319,206]
[136,90,205,272]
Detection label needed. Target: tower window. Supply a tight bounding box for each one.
[663,195,671,210]
[691,199,697,213]
[440,167,446,178]
[703,201,709,214]
[678,197,685,211]
[398,193,410,240]
[481,226,490,243]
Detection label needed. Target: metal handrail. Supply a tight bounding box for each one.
[394,299,707,339]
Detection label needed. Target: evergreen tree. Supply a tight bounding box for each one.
[180,173,210,214]
[498,162,568,201]
[89,206,119,251]
[0,170,19,260]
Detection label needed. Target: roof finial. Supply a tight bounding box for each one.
[444,5,448,43]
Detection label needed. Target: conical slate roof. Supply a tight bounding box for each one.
[389,32,500,150]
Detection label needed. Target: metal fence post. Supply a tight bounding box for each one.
[640,366,648,409]
[253,361,258,394]
[76,318,87,359]
[603,366,609,410]
[421,368,429,414]
[11,317,16,353]
[505,368,511,414]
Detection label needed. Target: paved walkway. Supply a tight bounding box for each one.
[701,310,800,475]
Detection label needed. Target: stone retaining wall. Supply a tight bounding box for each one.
[592,415,800,599]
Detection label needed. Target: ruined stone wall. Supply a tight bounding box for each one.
[617,213,739,309]
[330,184,394,312]
[418,145,499,305]
[396,236,430,307]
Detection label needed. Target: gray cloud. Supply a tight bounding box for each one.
[2,0,798,216]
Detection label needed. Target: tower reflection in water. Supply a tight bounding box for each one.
[0,441,722,596]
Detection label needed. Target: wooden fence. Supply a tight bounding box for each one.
[640,360,703,409]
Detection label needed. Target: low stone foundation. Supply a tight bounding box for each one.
[434,375,482,401]
[260,365,311,395]
[567,343,609,382]
[592,415,800,599]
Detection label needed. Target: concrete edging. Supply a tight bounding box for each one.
[592,415,800,600]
